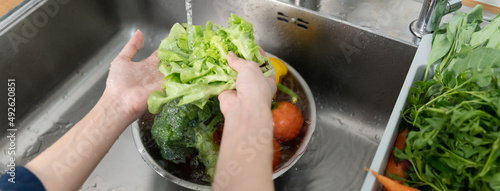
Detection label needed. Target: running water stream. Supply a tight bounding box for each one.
[185,0,193,50]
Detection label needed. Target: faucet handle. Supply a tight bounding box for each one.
[410,0,462,38]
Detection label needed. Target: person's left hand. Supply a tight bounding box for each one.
[104,30,164,119]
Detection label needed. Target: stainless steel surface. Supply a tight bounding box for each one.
[131,60,317,190]
[410,0,462,38]
[278,0,425,44]
[0,0,417,190]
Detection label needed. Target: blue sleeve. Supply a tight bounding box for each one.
[0,166,46,191]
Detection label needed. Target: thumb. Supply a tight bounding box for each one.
[115,30,144,61]
[226,51,253,72]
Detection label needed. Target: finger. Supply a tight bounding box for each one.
[258,48,266,57]
[218,89,236,103]
[268,74,276,83]
[116,30,144,61]
[268,77,277,94]
[226,51,258,72]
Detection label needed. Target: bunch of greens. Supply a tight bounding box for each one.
[147,13,275,114]
[394,5,500,191]
[151,97,223,182]
[148,14,274,183]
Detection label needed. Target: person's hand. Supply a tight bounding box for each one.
[104,30,164,119]
[214,51,276,191]
[218,51,276,116]
[25,30,165,191]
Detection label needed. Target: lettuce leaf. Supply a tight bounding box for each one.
[147,14,275,114]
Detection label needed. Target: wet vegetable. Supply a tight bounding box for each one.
[270,57,288,84]
[386,128,409,183]
[277,83,300,104]
[394,5,500,191]
[272,101,304,141]
[366,168,420,191]
[151,98,223,182]
[147,13,275,114]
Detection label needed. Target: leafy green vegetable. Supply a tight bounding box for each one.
[147,13,275,114]
[151,97,223,182]
[395,5,500,191]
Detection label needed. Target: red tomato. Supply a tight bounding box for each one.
[272,101,304,141]
[273,138,281,170]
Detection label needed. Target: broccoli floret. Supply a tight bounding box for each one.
[151,97,223,181]
[194,112,223,181]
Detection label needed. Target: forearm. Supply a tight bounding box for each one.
[213,102,274,191]
[25,91,135,191]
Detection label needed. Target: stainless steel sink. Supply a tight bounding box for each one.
[0,0,417,190]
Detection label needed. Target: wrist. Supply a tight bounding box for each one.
[222,101,273,135]
[98,90,139,126]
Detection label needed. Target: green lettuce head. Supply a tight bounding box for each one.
[147,13,275,114]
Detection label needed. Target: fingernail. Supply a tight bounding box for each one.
[228,51,236,58]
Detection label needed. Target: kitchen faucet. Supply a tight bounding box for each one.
[410,0,462,38]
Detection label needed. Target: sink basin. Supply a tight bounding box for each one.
[0,0,417,190]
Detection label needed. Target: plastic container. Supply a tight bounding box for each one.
[360,35,433,191]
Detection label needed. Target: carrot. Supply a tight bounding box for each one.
[365,168,420,191]
[385,128,410,182]
[394,128,409,150]
[385,155,407,183]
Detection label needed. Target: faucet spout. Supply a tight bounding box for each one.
[410,0,462,38]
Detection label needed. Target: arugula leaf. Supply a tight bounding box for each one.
[397,5,500,191]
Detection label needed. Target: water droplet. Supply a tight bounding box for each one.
[28,126,39,133]
[77,70,86,76]
[65,123,74,129]
[336,119,344,126]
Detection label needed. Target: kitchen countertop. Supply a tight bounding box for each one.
[0,0,22,16]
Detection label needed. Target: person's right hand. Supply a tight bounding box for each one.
[218,51,276,116]
[214,51,276,191]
